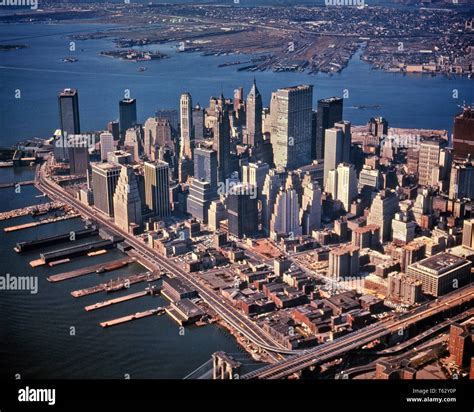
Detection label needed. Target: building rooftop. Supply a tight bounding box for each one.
[411,252,470,276]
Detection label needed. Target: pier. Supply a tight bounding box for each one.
[0,180,35,189]
[85,290,149,312]
[15,227,98,252]
[4,213,80,232]
[99,306,166,328]
[0,201,66,222]
[36,239,118,265]
[71,271,163,298]
[47,257,134,282]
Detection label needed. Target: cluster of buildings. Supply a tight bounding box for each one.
[50,80,473,353]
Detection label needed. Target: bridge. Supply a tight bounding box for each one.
[241,285,473,379]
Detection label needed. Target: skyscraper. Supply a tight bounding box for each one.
[144,160,171,219]
[452,106,474,160]
[100,132,114,162]
[180,92,193,159]
[119,98,137,140]
[326,163,358,213]
[57,88,81,160]
[270,184,302,240]
[300,178,321,235]
[315,97,343,160]
[113,165,142,232]
[449,160,474,200]
[213,105,231,182]
[270,85,313,170]
[227,184,258,239]
[418,138,448,187]
[68,134,89,175]
[91,162,121,217]
[192,104,205,141]
[323,128,344,185]
[367,189,400,243]
[261,168,287,235]
[245,78,263,147]
[194,147,218,192]
[242,161,270,198]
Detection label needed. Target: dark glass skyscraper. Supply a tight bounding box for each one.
[119,98,137,140]
[213,104,231,182]
[227,184,258,239]
[57,88,80,160]
[315,97,343,160]
[194,147,218,193]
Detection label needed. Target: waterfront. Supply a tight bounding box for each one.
[1,22,473,147]
[0,167,257,379]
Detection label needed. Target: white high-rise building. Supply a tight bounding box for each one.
[113,166,142,232]
[180,92,193,159]
[270,85,313,170]
[336,163,358,213]
[300,178,321,234]
[270,186,301,240]
[100,132,115,162]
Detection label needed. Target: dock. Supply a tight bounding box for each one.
[15,228,98,252]
[71,271,162,298]
[100,307,166,328]
[47,257,134,282]
[4,213,79,232]
[0,202,65,221]
[37,239,117,265]
[85,291,149,311]
[0,180,35,189]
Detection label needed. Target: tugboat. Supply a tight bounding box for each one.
[137,67,147,72]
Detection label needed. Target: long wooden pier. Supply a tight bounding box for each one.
[100,307,166,328]
[85,290,149,311]
[47,258,134,283]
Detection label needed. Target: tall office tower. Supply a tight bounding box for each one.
[68,135,89,175]
[418,138,448,186]
[187,179,218,223]
[310,110,318,159]
[227,184,258,239]
[270,185,302,240]
[91,162,121,217]
[144,117,173,159]
[449,161,474,199]
[124,126,143,163]
[452,106,474,160]
[242,161,269,197]
[244,79,263,147]
[300,178,321,235]
[234,87,244,112]
[328,245,360,279]
[413,189,431,226]
[178,157,194,184]
[180,92,194,159]
[368,116,388,137]
[335,163,358,213]
[192,104,205,141]
[462,219,474,249]
[367,189,400,243]
[107,120,120,141]
[194,147,218,193]
[100,132,114,162]
[392,212,417,245]
[155,109,179,136]
[270,85,313,170]
[57,88,81,160]
[323,128,344,185]
[315,97,343,160]
[144,160,170,219]
[208,200,227,231]
[113,166,142,232]
[334,120,351,163]
[213,106,231,182]
[261,168,287,235]
[119,98,137,141]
